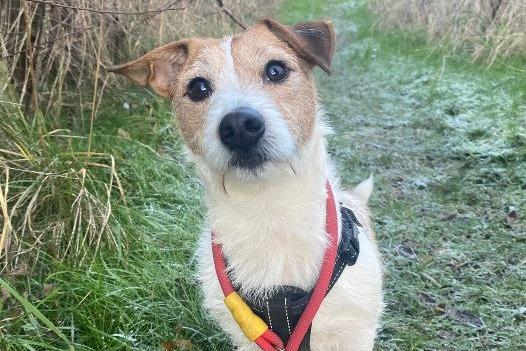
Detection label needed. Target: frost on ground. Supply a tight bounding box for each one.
[314,1,525,350]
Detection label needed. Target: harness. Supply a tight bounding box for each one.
[212,181,361,351]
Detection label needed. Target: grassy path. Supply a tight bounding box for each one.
[2,1,524,350]
[281,1,525,349]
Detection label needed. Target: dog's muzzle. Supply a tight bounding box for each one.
[219,107,267,169]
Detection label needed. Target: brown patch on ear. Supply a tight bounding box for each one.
[262,18,335,73]
[107,40,190,98]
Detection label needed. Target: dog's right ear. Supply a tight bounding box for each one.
[106,40,190,98]
[263,18,335,74]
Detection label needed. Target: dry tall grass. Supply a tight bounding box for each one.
[370,0,526,63]
[0,65,128,272]
[0,0,276,116]
[0,0,277,273]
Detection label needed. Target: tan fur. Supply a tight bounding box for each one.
[109,21,324,152]
[109,18,383,351]
[171,39,225,154]
[231,23,318,145]
[263,19,335,73]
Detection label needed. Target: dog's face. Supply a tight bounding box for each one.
[109,19,334,178]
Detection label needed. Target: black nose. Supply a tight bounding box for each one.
[219,107,265,152]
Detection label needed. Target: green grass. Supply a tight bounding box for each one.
[290,1,525,350]
[1,0,525,350]
[1,89,228,350]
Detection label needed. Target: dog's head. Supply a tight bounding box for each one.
[109,19,334,179]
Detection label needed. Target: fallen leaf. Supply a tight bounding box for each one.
[10,307,22,319]
[6,263,27,276]
[162,341,174,351]
[162,339,193,351]
[443,213,457,221]
[447,260,468,272]
[43,283,54,296]
[446,308,484,328]
[419,292,437,307]
[117,128,131,139]
[395,243,417,260]
[506,206,518,227]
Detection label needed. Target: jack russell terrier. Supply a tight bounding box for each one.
[109,18,383,351]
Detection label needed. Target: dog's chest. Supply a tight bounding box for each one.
[209,181,329,293]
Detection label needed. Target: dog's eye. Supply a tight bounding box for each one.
[265,61,288,82]
[187,77,212,102]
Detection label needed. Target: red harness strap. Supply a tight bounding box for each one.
[212,180,339,351]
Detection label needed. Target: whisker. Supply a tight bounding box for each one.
[288,161,297,175]
[222,173,229,196]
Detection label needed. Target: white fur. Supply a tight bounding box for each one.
[352,174,374,203]
[195,120,383,350]
[192,39,383,351]
[202,38,296,176]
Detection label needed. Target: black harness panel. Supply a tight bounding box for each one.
[241,206,361,351]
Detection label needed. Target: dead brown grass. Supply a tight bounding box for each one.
[0,73,128,272]
[0,0,277,116]
[370,0,526,63]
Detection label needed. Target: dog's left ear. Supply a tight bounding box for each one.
[263,18,335,74]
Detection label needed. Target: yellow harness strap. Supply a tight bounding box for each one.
[224,292,268,341]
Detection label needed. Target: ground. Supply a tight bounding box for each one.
[1,0,525,350]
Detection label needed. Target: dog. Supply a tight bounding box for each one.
[109,18,383,351]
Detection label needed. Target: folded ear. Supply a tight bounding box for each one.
[106,40,190,98]
[263,18,335,73]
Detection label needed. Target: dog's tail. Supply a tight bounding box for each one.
[352,174,374,203]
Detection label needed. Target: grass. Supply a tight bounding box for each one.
[289,1,525,349]
[369,0,526,64]
[1,0,525,350]
[1,87,228,350]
